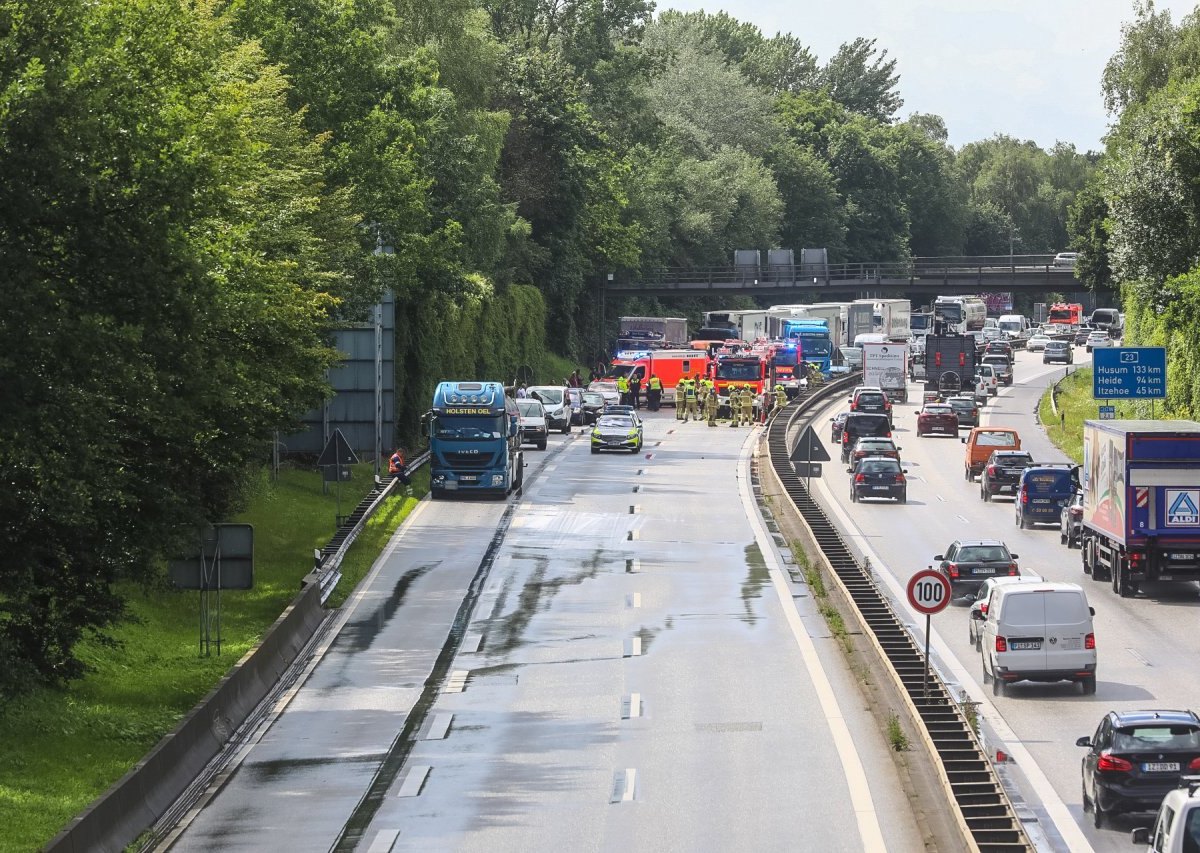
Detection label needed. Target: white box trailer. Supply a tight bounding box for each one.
[861,342,909,403]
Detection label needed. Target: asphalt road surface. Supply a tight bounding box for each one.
[807,348,1200,853]
[160,409,925,851]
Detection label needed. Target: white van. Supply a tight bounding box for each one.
[976,363,999,396]
[976,581,1096,696]
[853,333,888,348]
[997,314,1030,340]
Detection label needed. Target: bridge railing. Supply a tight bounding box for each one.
[621,258,1074,289]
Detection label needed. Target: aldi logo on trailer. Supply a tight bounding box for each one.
[1166,490,1200,526]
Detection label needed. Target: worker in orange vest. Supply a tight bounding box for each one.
[389,448,412,493]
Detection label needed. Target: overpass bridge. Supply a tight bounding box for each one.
[604,255,1084,299]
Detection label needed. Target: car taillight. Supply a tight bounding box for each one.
[854,474,865,483]
[1008,562,1018,575]
[1190,757,1200,771]
[947,562,959,578]
[895,474,905,483]
[842,433,849,444]
[972,408,978,417]
[980,604,988,615]
[885,402,892,410]
[886,431,892,438]
[1021,488,1029,504]
[850,401,857,410]
[1085,632,1095,650]
[987,465,997,477]
[1097,753,1132,772]
[1130,552,1144,566]
[995,636,1007,652]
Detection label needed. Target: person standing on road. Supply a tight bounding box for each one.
[516,384,528,399]
[728,385,741,427]
[647,374,662,411]
[616,374,630,405]
[683,376,699,421]
[773,384,788,415]
[629,373,642,409]
[704,385,718,426]
[675,378,687,420]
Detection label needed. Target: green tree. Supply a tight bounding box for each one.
[1067,174,1113,292]
[0,0,358,694]
[818,37,903,122]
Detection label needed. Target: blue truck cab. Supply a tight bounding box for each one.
[779,319,833,376]
[1015,465,1076,529]
[427,381,523,498]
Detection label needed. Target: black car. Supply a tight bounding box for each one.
[580,391,605,424]
[838,413,892,462]
[934,539,1019,599]
[849,389,893,426]
[1074,327,1092,346]
[1061,490,1084,547]
[830,412,849,443]
[1077,709,1200,827]
[848,457,907,503]
[984,341,1014,363]
[979,450,1035,502]
[945,396,979,429]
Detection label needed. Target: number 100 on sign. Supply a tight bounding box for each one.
[907,570,951,615]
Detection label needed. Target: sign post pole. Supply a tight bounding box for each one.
[906,568,952,700]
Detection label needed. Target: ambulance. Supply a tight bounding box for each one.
[589,349,711,407]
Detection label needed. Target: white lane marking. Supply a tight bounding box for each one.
[629,504,640,514]
[626,592,642,608]
[807,453,1094,853]
[367,829,400,853]
[1126,648,1152,667]
[622,693,642,719]
[444,670,469,693]
[610,768,637,802]
[955,514,969,523]
[623,637,642,657]
[627,529,639,541]
[396,765,430,798]
[626,558,640,574]
[425,713,453,740]
[739,441,887,852]
[935,494,946,502]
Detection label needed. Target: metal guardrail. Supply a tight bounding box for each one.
[764,383,1033,852]
[306,450,431,602]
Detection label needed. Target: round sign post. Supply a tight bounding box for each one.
[907,569,951,698]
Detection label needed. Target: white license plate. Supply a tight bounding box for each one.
[1011,641,1041,650]
[459,475,477,482]
[1143,762,1180,773]
[1169,553,1194,560]
[998,485,1014,493]
[1003,469,1022,475]
[872,486,889,491]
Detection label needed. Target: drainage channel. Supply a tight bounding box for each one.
[766,386,1032,853]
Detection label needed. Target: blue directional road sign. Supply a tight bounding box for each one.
[1093,347,1166,399]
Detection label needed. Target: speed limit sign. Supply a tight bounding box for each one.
[907,569,951,615]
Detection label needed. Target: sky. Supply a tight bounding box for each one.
[658,0,1200,152]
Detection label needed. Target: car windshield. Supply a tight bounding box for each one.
[597,416,633,429]
[582,393,604,406]
[995,453,1032,466]
[531,389,563,404]
[860,460,900,473]
[1113,725,1200,751]
[516,400,543,416]
[957,546,1010,562]
[924,406,952,414]
[975,431,1017,446]
[856,440,893,451]
[717,361,761,380]
[857,393,885,405]
[435,415,504,440]
[948,399,974,411]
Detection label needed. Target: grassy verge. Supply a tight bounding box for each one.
[1038,367,1163,463]
[0,462,420,852]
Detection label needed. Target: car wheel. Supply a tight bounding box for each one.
[590,447,599,455]
[897,491,906,504]
[538,440,547,450]
[850,489,858,503]
[992,671,1003,696]
[1081,675,1097,695]
[981,655,990,684]
[1092,786,1105,828]
[981,487,990,502]
[1061,527,1067,544]
[964,467,971,481]
[1082,779,1092,813]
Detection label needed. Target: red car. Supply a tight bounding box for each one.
[916,403,959,437]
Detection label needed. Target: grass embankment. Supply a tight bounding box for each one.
[0,463,426,852]
[1039,366,1171,463]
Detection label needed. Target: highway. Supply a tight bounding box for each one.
[804,349,1200,852]
[158,409,926,850]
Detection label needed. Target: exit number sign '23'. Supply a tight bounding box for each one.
[1092,347,1166,399]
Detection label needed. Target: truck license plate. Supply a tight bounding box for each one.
[1011,641,1041,650]
[459,475,477,482]
[1143,762,1180,773]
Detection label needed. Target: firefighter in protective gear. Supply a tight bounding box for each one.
[773,384,788,414]
[683,376,700,421]
[647,374,663,411]
[806,363,824,387]
[704,384,718,426]
[728,385,741,427]
[675,379,687,420]
[696,380,708,409]
[742,385,756,425]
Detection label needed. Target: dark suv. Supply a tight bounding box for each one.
[1077,709,1200,827]
[934,539,1019,599]
[849,389,892,426]
[1015,465,1077,529]
[839,413,892,462]
[979,450,1035,501]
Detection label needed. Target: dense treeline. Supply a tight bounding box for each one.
[1069,2,1200,418]
[0,0,1093,694]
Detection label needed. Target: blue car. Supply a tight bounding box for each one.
[1015,465,1077,529]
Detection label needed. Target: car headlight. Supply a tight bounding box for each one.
[627,430,638,437]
